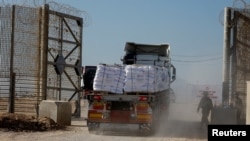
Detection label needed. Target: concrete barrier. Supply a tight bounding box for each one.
[39,100,72,126]
[211,107,237,124]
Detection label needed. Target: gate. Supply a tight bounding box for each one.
[46,5,83,116]
[222,7,250,124]
[0,4,83,117]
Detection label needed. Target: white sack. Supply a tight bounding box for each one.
[93,64,125,94]
[124,65,169,93]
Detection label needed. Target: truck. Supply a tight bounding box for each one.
[83,42,176,135]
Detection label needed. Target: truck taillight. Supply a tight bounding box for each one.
[93,95,102,101]
[93,102,104,110]
[138,96,148,101]
[137,102,149,111]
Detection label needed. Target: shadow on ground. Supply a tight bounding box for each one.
[155,119,207,139]
[81,119,207,140]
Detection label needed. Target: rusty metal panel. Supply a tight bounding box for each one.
[0,5,42,115]
[223,9,250,124]
[234,10,250,123]
[234,10,250,95]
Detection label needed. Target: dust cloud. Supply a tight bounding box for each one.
[154,97,208,139]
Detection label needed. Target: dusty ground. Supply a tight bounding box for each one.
[0,100,208,141]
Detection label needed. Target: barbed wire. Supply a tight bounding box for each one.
[233,0,248,9]
[0,0,91,27]
[219,0,250,26]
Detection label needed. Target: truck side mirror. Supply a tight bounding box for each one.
[170,64,176,83]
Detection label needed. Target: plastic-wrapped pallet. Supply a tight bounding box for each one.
[93,64,125,94]
[124,65,169,93]
[156,66,170,91]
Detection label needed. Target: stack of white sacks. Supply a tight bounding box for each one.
[93,64,125,94]
[93,64,169,94]
[124,65,169,93]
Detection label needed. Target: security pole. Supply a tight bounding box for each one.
[8,5,16,113]
[222,7,232,105]
[8,73,16,113]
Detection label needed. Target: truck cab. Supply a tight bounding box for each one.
[82,66,97,95]
[122,42,176,82]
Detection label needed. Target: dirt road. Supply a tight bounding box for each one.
[0,100,208,141]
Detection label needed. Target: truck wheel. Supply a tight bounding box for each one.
[87,122,100,134]
[139,123,155,136]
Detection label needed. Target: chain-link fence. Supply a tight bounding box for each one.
[0,4,83,116]
[223,7,250,124]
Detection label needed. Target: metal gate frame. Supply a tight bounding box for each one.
[44,4,83,117]
[0,4,83,117]
[222,7,250,124]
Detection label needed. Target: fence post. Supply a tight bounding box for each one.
[41,4,49,100]
[8,5,16,113]
[8,73,15,113]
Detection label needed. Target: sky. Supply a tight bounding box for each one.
[55,0,242,86]
[2,0,245,86]
[52,0,250,104]
[54,0,247,103]
[1,0,248,103]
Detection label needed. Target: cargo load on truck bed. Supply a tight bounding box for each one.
[92,64,170,94]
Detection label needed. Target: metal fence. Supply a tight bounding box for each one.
[223,7,250,124]
[0,4,83,116]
